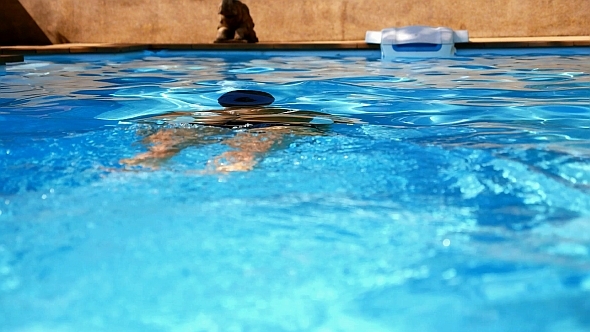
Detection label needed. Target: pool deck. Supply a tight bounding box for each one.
[1,36,589,63]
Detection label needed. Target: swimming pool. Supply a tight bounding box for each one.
[1,48,590,331]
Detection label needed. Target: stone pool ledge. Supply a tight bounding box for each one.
[0,42,377,56]
[463,36,590,48]
[0,43,149,55]
[1,37,589,58]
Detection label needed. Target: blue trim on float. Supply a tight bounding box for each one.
[391,43,443,52]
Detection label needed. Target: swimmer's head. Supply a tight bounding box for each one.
[218,90,275,107]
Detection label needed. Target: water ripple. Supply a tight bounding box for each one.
[1,51,590,331]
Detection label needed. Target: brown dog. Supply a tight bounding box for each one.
[214,0,259,43]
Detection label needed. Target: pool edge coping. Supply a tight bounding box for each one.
[1,37,589,60]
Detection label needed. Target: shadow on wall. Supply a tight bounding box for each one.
[0,0,51,46]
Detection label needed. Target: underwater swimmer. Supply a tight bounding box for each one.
[120,90,360,173]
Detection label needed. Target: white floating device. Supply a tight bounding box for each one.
[365,26,469,59]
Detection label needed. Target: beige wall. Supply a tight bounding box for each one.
[10,0,590,44]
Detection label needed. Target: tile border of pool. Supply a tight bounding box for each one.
[1,37,589,62]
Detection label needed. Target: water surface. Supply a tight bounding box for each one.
[1,50,590,332]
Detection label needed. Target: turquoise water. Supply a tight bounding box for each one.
[1,49,590,331]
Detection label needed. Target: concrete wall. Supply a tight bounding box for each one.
[2,0,589,45]
[0,0,51,45]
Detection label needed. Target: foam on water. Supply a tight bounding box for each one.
[1,49,590,331]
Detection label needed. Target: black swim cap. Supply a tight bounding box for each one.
[218,90,275,107]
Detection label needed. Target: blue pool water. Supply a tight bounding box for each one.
[1,49,590,331]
